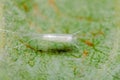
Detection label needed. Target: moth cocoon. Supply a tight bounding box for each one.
[42,34,75,43]
[25,34,77,51]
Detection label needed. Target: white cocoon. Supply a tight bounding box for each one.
[42,34,75,43]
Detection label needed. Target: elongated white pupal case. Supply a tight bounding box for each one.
[41,34,75,43]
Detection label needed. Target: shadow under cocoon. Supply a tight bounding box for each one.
[37,46,76,54]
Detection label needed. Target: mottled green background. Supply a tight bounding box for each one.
[0,0,120,80]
